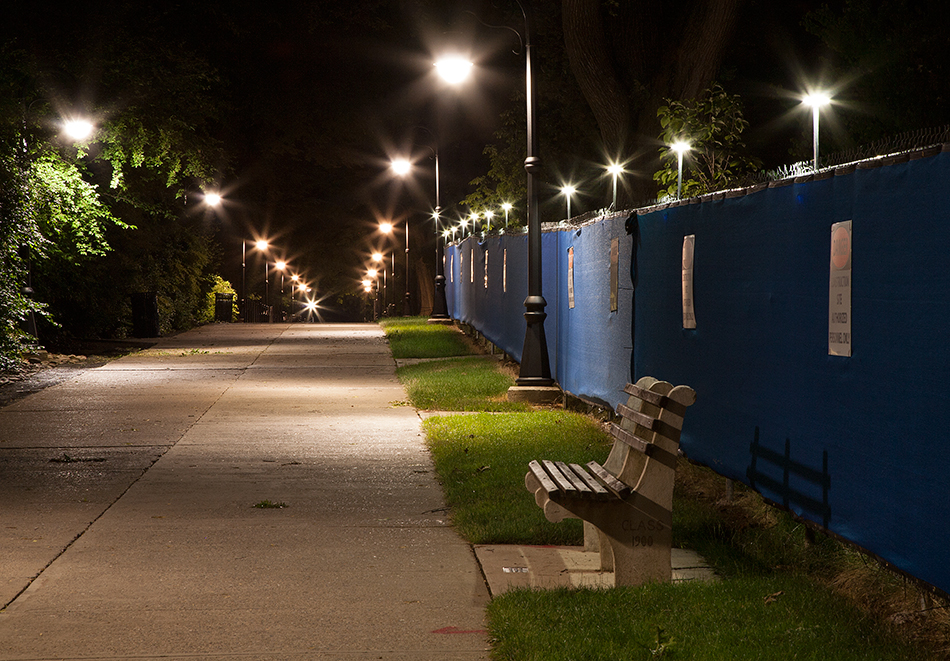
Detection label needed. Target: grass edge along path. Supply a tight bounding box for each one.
[380,317,945,660]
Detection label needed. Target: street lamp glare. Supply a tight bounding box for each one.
[371,252,383,262]
[63,119,94,141]
[560,184,576,196]
[204,192,222,207]
[803,92,832,108]
[255,240,269,251]
[434,56,473,85]
[502,202,513,211]
[606,162,624,176]
[672,141,691,155]
[367,269,378,279]
[275,261,286,271]
[380,222,393,234]
[391,158,411,176]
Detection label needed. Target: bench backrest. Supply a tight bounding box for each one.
[606,376,697,511]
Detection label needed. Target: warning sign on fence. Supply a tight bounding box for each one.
[682,235,696,329]
[829,221,852,357]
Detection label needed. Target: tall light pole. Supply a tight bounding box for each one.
[671,141,691,200]
[502,202,512,230]
[560,184,576,221]
[275,260,287,322]
[804,92,831,172]
[389,158,419,317]
[606,162,624,209]
[432,57,474,320]
[515,0,553,387]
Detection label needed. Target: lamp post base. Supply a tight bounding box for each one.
[429,274,449,321]
[516,295,554,387]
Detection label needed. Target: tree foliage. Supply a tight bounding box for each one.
[653,84,761,199]
[0,4,227,363]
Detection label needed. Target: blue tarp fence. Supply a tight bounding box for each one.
[444,147,950,596]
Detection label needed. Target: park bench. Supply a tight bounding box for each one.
[525,376,697,586]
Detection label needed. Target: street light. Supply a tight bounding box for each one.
[371,250,387,314]
[502,202,513,229]
[514,0,553,387]
[274,260,287,321]
[803,92,831,172]
[434,56,473,85]
[560,184,576,220]
[606,162,624,209]
[63,118,94,141]
[671,141,691,200]
[203,192,222,207]
[242,239,269,322]
[390,158,412,176]
[484,210,494,234]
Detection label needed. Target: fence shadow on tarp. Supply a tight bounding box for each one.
[747,427,831,529]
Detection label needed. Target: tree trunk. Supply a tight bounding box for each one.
[562,0,744,202]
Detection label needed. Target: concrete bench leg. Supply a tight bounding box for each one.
[534,494,671,586]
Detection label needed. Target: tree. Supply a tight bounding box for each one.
[653,84,761,199]
[562,0,745,202]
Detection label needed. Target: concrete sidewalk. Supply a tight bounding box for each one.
[0,323,489,660]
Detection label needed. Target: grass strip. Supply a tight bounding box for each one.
[379,316,475,358]
[423,411,610,544]
[398,356,528,411]
[487,577,922,661]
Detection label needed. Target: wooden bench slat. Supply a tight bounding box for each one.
[609,423,679,470]
[623,382,690,417]
[567,463,612,500]
[609,422,651,453]
[623,382,668,407]
[586,461,631,497]
[542,460,578,495]
[616,402,657,430]
[527,459,560,495]
[554,461,592,495]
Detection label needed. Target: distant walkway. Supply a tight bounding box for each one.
[0,323,489,660]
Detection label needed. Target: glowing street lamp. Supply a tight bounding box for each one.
[63,118,94,141]
[484,210,494,234]
[390,158,412,177]
[242,239,269,322]
[435,56,473,85]
[560,184,576,220]
[204,192,222,207]
[606,162,624,209]
[803,92,832,172]
[502,202,513,229]
[671,141,691,200]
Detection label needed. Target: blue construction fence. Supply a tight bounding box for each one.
[444,146,950,597]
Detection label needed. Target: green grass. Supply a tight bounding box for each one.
[423,411,610,544]
[487,578,924,661]
[379,316,475,358]
[398,356,528,411]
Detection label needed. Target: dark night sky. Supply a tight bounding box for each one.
[4,0,948,315]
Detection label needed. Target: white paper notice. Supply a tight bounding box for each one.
[682,235,696,329]
[829,221,852,356]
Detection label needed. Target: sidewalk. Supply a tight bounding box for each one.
[0,323,490,660]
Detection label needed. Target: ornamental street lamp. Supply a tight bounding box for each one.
[514,0,553,387]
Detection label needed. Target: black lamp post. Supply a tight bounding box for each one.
[430,147,449,319]
[515,0,553,387]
